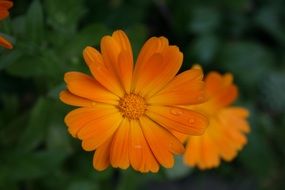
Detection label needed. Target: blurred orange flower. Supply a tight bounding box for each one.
[60,30,209,173]
[0,0,13,49]
[179,70,250,170]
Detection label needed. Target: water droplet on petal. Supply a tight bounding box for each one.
[188,118,195,125]
[197,96,204,101]
[170,108,183,116]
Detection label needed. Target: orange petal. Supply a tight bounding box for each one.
[129,120,159,173]
[0,10,8,20]
[183,136,201,167]
[83,46,124,97]
[134,46,183,97]
[0,35,12,49]
[110,118,130,169]
[184,133,220,170]
[134,37,168,71]
[204,72,224,96]
[133,53,163,94]
[204,72,238,107]
[220,108,250,133]
[64,72,119,104]
[171,131,188,143]
[132,37,169,89]
[100,35,120,70]
[199,134,220,169]
[64,106,117,137]
[117,51,133,93]
[100,30,134,93]
[0,0,12,20]
[213,85,238,108]
[93,137,112,171]
[79,113,122,151]
[0,1,13,9]
[112,31,134,93]
[140,117,184,168]
[59,90,94,107]
[148,68,206,105]
[223,107,249,118]
[146,106,208,135]
[112,30,133,62]
[208,118,238,161]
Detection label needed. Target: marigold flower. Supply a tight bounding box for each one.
[0,0,13,49]
[179,70,250,170]
[60,30,209,173]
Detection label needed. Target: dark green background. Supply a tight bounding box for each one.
[0,0,285,189]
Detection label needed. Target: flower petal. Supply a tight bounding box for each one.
[117,51,133,93]
[140,116,184,168]
[199,134,220,169]
[208,118,238,161]
[0,1,13,9]
[112,31,134,93]
[0,1,12,20]
[100,30,134,93]
[133,46,183,97]
[83,46,124,97]
[205,72,238,108]
[64,105,117,137]
[79,112,122,151]
[146,106,208,135]
[129,120,159,173]
[183,137,201,166]
[64,71,119,104]
[110,118,130,169]
[93,137,112,171]
[0,35,12,49]
[148,68,206,105]
[59,90,94,107]
[184,131,220,170]
[220,107,250,133]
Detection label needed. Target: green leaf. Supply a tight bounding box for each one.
[26,0,45,44]
[44,0,84,32]
[0,50,22,70]
[190,34,220,65]
[126,25,147,59]
[188,7,221,34]
[68,180,99,190]
[17,98,51,152]
[6,49,62,79]
[255,6,285,44]
[218,42,274,89]
[6,56,45,78]
[239,108,277,180]
[64,23,110,61]
[260,71,285,114]
[0,150,67,181]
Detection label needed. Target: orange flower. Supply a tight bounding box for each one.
[60,30,209,173]
[180,70,250,170]
[0,0,13,49]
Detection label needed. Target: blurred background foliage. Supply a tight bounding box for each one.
[0,0,285,189]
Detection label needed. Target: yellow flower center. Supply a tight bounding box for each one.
[118,93,147,119]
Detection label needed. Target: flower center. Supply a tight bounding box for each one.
[118,93,147,119]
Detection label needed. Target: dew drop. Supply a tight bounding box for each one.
[188,118,195,125]
[197,96,204,101]
[170,108,183,116]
